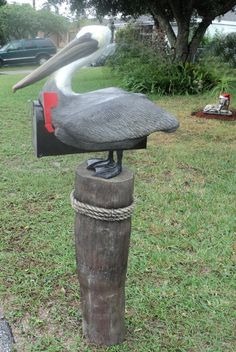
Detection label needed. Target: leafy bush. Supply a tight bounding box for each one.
[115,24,170,57]
[109,26,219,95]
[199,32,236,68]
[213,32,236,67]
[120,59,218,95]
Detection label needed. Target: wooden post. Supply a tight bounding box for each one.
[74,163,134,346]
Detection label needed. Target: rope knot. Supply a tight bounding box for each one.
[70,190,134,221]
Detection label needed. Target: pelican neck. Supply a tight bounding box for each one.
[54,47,105,96]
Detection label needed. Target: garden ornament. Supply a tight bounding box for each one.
[203,93,232,115]
[13,25,179,179]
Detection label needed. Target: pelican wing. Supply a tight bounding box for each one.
[51,88,179,149]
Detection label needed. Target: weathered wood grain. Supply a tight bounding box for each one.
[74,163,134,345]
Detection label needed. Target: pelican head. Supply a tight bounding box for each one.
[12,25,112,93]
[76,25,111,50]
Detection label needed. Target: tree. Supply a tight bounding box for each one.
[0,5,39,41]
[42,0,60,14]
[0,4,69,44]
[37,9,69,36]
[0,0,6,43]
[68,0,236,62]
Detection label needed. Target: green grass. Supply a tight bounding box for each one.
[0,67,235,351]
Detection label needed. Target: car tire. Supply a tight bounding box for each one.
[0,59,3,67]
[38,55,49,65]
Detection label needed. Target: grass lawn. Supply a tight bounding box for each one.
[0,67,235,352]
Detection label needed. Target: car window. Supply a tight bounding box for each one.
[0,44,9,51]
[7,41,23,50]
[37,39,55,48]
[25,40,37,49]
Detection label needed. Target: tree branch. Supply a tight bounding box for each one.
[148,3,176,48]
[188,17,212,61]
[196,0,236,18]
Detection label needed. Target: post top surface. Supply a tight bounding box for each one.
[76,163,134,184]
[75,163,134,208]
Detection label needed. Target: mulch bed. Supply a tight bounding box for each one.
[191,109,236,121]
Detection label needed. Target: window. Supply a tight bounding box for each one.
[7,41,23,51]
[37,39,55,48]
[24,40,37,49]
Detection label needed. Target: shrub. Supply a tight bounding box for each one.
[199,32,236,68]
[214,32,236,67]
[120,59,218,95]
[108,25,220,95]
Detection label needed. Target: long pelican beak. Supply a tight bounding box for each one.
[12,34,98,92]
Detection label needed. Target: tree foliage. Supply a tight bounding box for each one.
[0,4,69,44]
[109,25,219,95]
[201,31,236,68]
[68,0,236,62]
[42,0,60,14]
[37,9,69,36]
[0,5,39,41]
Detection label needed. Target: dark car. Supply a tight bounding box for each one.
[0,38,57,66]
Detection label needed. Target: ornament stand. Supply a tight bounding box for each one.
[71,163,134,345]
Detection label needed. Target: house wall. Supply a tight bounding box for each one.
[206,20,236,36]
[114,12,236,39]
[171,19,236,38]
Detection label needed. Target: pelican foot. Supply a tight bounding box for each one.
[87,158,115,171]
[87,151,115,171]
[87,158,103,166]
[94,164,122,179]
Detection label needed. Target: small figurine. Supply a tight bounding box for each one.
[203,93,232,116]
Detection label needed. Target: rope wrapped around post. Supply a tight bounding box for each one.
[70,190,135,222]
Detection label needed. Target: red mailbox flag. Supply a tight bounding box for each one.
[43,92,58,133]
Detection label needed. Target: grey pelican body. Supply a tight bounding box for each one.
[40,81,178,152]
[13,25,179,178]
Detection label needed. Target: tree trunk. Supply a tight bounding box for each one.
[187,18,213,62]
[150,1,217,64]
[174,24,190,62]
[161,16,212,63]
[150,9,176,49]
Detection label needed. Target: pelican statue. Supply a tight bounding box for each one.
[13,25,179,179]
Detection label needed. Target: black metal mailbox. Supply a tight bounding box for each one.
[32,100,147,158]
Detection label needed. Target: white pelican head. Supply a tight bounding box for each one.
[12,25,112,93]
[76,25,111,49]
